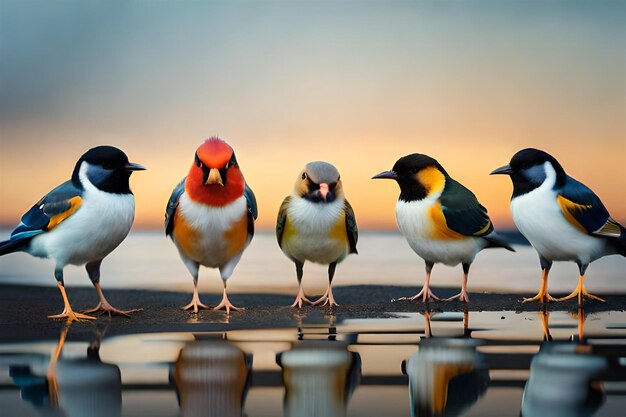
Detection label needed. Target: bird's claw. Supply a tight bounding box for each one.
[291,288,314,308]
[49,309,97,324]
[182,300,211,313]
[396,288,440,303]
[83,302,142,318]
[445,291,470,302]
[522,292,558,303]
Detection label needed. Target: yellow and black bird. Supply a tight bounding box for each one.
[374,154,513,302]
[276,162,358,308]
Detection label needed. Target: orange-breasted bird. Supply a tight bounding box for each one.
[0,146,145,322]
[374,154,514,302]
[165,137,257,314]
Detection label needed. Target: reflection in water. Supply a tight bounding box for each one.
[522,343,606,417]
[277,341,361,417]
[10,326,121,417]
[53,336,122,417]
[173,336,252,417]
[404,338,489,417]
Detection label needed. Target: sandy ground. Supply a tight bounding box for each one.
[1,284,624,342]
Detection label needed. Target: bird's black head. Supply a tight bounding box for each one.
[71,146,146,194]
[490,148,566,197]
[372,153,448,201]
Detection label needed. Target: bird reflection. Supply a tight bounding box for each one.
[539,307,588,342]
[404,338,489,417]
[522,343,606,417]
[10,325,121,417]
[173,335,252,417]
[52,329,122,417]
[277,341,361,417]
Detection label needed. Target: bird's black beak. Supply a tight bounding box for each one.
[372,170,398,180]
[125,162,147,171]
[490,165,512,176]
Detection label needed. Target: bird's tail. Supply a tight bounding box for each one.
[484,232,516,252]
[0,238,29,256]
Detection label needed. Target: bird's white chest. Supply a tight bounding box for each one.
[395,198,482,266]
[281,196,348,264]
[174,193,248,267]
[30,188,135,266]
[510,186,604,263]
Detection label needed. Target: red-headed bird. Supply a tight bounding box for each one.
[165,138,257,314]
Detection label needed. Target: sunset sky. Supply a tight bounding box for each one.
[1,1,624,230]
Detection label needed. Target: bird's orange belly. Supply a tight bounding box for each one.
[174,210,249,268]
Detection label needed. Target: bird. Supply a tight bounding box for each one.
[165,137,257,314]
[276,161,358,308]
[491,148,626,304]
[373,154,514,302]
[0,145,145,323]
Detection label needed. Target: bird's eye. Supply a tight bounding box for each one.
[302,172,307,180]
[224,161,230,170]
[102,162,113,169]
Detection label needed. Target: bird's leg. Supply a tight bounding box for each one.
[48,268,96,323]
[82,260,143,317]
[291,261,313,308]
[213,281,243,314]
[557,275,605,304]
[182,265,211,313]
[47,325,70,408]
[397,261,440,302]
[540,309,551,341]
[445,263,471,302]
[523,259,558,303]
[313,262,339,307]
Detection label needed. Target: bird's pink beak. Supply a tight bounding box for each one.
[319,183,329,201]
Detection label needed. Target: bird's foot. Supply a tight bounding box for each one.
[290,288,314,308]
[312,291,340,308]
[83,302,142,318]
[182,298,211,313]
[445,290,470,303]
[49,308,97,324]
[522,291,558,303]
[557,287,605,304]
[213,295,243,315]
[396,287,440,303]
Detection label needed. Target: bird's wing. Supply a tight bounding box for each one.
[557,177,623,238]
[275,196,291,248]
[165,177,186,237]
[440,177,493,237]
[244,182,257,243]
[10,181,84,241]
[344,199,358,254]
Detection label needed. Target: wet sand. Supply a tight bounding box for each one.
[1,284,624,342]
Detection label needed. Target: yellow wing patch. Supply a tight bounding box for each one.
[329,211,349,244]
[47,196,82,230]
[417,166,446,196]
[429,203,466,241]
[556,195,591,233]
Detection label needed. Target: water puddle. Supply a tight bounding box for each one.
[2,310,626,416]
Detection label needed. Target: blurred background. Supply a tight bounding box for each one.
[1,0,625,231]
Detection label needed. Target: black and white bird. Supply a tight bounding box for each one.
[491,148,626,304]
[0,146,145,322]
[374,154,514,302]
[276,162,358,308]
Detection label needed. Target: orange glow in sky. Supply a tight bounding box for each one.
[1,2,624,230]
